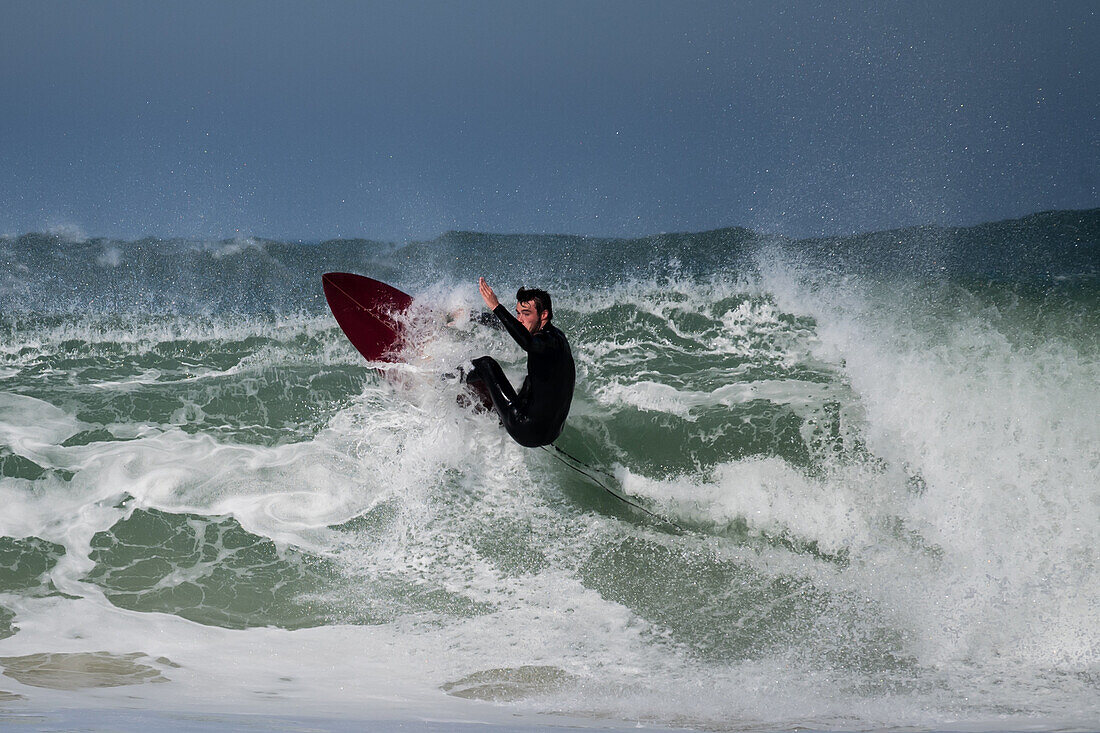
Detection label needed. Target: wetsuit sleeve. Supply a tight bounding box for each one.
[492,304,551,353]
[474,310,504,329]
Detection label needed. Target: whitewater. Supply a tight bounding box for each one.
[0,211,1097,731]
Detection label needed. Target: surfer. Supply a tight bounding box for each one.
[464,278,575,448]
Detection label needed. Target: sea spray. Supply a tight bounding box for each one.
[0,211,1096,729]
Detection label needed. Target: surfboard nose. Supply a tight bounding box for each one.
[322,273,414,362]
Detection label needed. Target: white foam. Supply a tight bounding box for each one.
[0,393,80,461]
[595,378,841,418]
[620,457,872,557]
[44,223,88,242]
[95,245,123,268]
[3,274,1097,730]
[189,236,268,260]
[756,251,1100,675]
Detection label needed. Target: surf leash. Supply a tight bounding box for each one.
[542,444,687,533]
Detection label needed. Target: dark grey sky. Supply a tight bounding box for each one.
[1,0,1096,241]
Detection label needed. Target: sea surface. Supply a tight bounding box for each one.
[0,211,1097,731]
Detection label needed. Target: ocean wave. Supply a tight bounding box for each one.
[0,212,1097,729]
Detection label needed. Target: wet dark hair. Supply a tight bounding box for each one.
[516,287,552,321]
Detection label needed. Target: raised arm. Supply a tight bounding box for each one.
[479,277,539,352]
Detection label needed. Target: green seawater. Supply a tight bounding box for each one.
[0,213,1096,729]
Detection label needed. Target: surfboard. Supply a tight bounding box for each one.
[322,272,414,362]
[322,272,493,409]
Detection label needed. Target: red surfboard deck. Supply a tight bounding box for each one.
[322,272,414,362]
[322,272,494,410]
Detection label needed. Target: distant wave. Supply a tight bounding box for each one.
[2,209,1096,315]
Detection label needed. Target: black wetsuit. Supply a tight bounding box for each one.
[468,305,575,447]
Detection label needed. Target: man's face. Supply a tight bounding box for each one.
[516,299,548,334]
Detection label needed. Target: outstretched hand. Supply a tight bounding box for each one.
[478,277,500,310]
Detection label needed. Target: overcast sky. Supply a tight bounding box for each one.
[1,1,1096,242]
